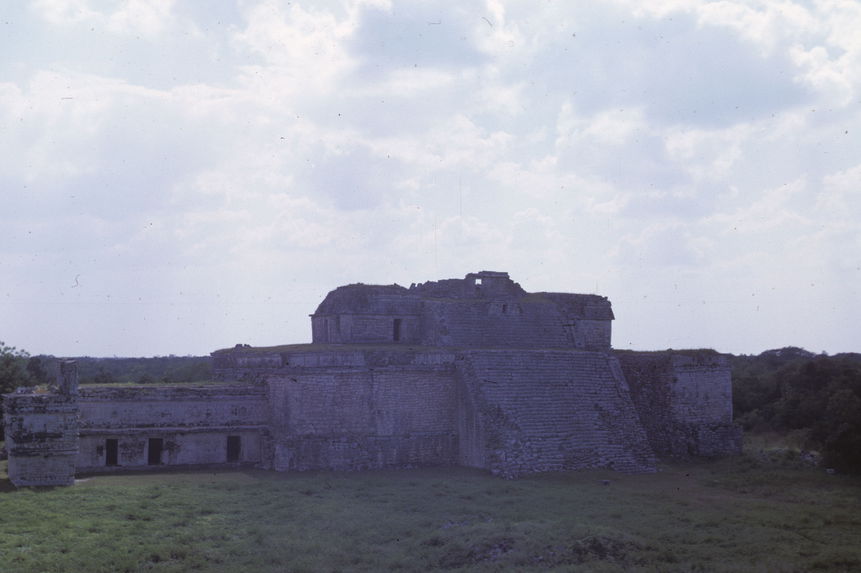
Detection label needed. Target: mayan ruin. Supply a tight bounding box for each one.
[3,271,741,487]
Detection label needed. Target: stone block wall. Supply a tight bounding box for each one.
[308,273,614,351]
[420,299,573,349]
[264,349,458,471]
[313,314,420,344]
[77,386,268,430]
[616,351,742,457]
[570,319,612,351]
[74,385,268,472]
[4,393,80,486]
[77,430,264,470]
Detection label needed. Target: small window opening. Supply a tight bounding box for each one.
[105,438,119,466]
[227,435,241,463]
[475,277,483,286]
[393,318,402,342]
[147,438,163,465]
[502,304,507,313]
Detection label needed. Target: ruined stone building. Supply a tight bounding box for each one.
[3,271,741,486]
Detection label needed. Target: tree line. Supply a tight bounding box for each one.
[72,355,213,385]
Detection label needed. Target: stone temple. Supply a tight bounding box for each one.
[3,271,741,486]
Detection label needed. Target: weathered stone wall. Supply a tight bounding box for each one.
[264,349,458,471]
[412,271,525,299]
[74,385,268,472]
[77,431,264,470]
[312,314,421,344]
[312,287,422,344]
[571,319,612,351]
[419,299,573,349]
[3,359,81,487]
[4,393,80,486]
[616,351,742,457]
[77,386,268,429]
[456,350,656,477]
[308,272,614,351]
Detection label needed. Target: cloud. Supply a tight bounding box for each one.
[616,222,713,268]
[32,0,178,37]
[819,163,861,221]
[2,0,860,356]
[491,2,812,130]
[349,1,486,73]
[0,70,231,220]
[232,0,356,96]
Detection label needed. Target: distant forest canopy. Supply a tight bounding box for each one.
[1,350,212,388]
[72,355,213,385]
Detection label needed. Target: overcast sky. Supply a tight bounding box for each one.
[1,0,859,358]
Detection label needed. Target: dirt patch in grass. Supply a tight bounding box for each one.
[437,536,515,568]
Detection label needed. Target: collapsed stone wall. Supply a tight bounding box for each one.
[3,360,80,486]
[310,272,614,351]
[4,394,79,486]
[616,351,742,457]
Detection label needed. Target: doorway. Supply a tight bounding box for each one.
[227,435,241,462]
[105,438,118,466]
[147,438,163,465]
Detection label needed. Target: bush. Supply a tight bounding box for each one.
[732,351,861,473]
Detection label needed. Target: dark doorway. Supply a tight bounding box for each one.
[105,438,118,466]
[227,435,241,462]
[393,318,402,342]
[147,438,163,465]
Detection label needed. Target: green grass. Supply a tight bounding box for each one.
[1,456,859,572]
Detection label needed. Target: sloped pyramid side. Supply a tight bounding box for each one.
[456,350,656,477]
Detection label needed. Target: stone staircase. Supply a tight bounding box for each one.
[457,349,656,476]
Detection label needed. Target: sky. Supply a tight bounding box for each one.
[1,0,859,358]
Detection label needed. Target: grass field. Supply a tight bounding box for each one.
[1,453,859,572]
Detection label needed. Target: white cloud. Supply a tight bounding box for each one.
[557,103,647,148]
[818,163,861,219]
[616,222,713,268]
[32,0,178,38]
[231,0,357,100]
[663,122,753,181]
[31,0,101,26]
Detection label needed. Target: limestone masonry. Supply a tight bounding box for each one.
[4,271,741,486]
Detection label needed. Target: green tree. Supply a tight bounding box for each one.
[1,341,37,441]
[732,350,861,473]
[26,355,51,386]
